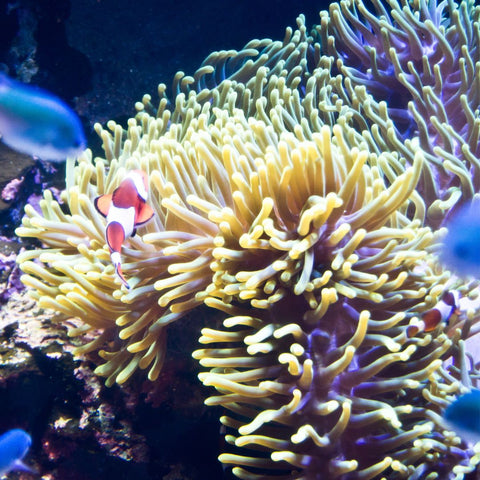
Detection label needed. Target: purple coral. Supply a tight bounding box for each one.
[0,250,24,303]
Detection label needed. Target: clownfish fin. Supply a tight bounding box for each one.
[406,324,420,338]
[111,251,130,289]
[94,194,113,218]
[135,203,155,225]
[115,264,130,289]
[131,228,136,237]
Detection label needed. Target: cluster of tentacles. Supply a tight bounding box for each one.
[16,0,480,478]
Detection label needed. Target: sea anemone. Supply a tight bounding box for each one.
[14,1,480,478]
[318,0,480,219]
[15,55,371,388]
[189,102,478,480]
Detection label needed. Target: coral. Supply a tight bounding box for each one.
[0,287,151,479]
[13,0,480,478]
[0,247,24,304]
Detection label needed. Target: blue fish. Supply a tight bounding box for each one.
[440,202,480,279]
[0,429,34,476]
[0,73,85,161]
[444,389,480,444]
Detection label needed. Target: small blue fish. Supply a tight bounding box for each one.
[440,202,480,279]
[444,389,480,444]
[0,73,85,161]
[0,429,34,476]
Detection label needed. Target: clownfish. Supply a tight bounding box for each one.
[0,73,85,161]
[0,429,34,476]
[94,170,154,289]
[407,290,460,337]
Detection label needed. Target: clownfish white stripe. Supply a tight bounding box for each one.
[131,171,148,201]
[106,205,135,237]
[432,297,457,322]
[111,251,122,265]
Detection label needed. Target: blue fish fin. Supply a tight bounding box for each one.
[13,459,36,474]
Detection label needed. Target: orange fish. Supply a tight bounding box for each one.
[94,169,154,289]
[407,290,460,337]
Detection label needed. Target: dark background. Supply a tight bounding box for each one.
[0,0,327,131]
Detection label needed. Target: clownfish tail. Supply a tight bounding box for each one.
[111,251,130,289]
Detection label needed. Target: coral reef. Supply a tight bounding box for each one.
[0,287,222,479]
[0,288,150,479]
[13,0,480,478]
